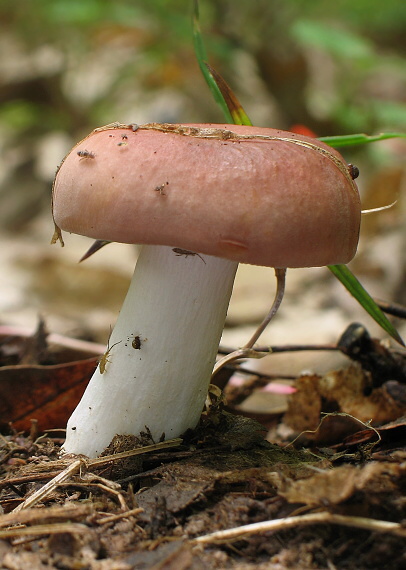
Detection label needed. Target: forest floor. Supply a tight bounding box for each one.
[1,323,406,569]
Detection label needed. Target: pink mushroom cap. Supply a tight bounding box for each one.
[52,123,361,268]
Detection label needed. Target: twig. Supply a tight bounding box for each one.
[96,507,144,525]
[285,412,382,449]
[244,268,287,349]
[11,460,83,513]
[87,438,183,467]
[374,298,406,320]
[89,483,127,510]
[218,343,337,355]
[361,200,397,215]
[10,438,182,513]
[0,471,63,490]
[211,348,268,379]
[0,504,91,529]
[212,269,286,378]
[0,523,90,538]
[192,512,406,544]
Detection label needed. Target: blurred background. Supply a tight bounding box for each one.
[0,0,405,383]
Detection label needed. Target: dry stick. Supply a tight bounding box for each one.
[218,343,337,356]
[11,438,182,513]
[87,438,183,467]
[0,471,65,490]
[96,507,144,525]
[12,459,83,513]
[0,504,91,529]
[361,200,397,215]
[211,348,269,377]
[374,298,406,320]
[212,268,287,378]
[244,268,287,349]
[254,343,337,353]
[286,412,381,450]
[192,512,406,545]
[0,523,89,539]
[86,483,127,510]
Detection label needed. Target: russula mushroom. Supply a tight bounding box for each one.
[52,122,361,457]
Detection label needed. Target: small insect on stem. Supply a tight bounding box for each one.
[347,164,360,180]
[77,149,96,160]
[99,339,122,374]
[132,335,141,350]
[154,182,168,195]
[172,248,206,264]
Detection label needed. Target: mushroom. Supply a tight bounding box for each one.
[52,122,361,457]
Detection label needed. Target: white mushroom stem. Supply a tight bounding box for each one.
[63,244,238,458]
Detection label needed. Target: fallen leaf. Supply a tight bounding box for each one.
[278,462,402,508]
[0,358,97,432]
[284,365,406,435]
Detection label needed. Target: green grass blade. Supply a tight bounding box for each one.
[192,0,233,123]
[193,1,403,346]
[319,132,406,148]
[328,264,404,345]
[205,63,252,126]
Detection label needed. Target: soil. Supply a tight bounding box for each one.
[1,326,406,569]
[1,406,406,569]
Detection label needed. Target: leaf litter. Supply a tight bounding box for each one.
[1,323,406,568]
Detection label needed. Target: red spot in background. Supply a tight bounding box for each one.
[290,124,317,138]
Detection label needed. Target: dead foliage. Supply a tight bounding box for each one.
[1,324,406,568]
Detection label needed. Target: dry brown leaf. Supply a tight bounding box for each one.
[278,462,402,508]
[0,358,97,432]
[285,365,406,434]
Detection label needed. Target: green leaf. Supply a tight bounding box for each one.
[193,2,252,126]
[192,0,233,123]
[319,132,406,148]
[291,19,374,61]
[328,265,404,346]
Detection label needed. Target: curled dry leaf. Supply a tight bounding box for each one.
[284,364,406,437]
